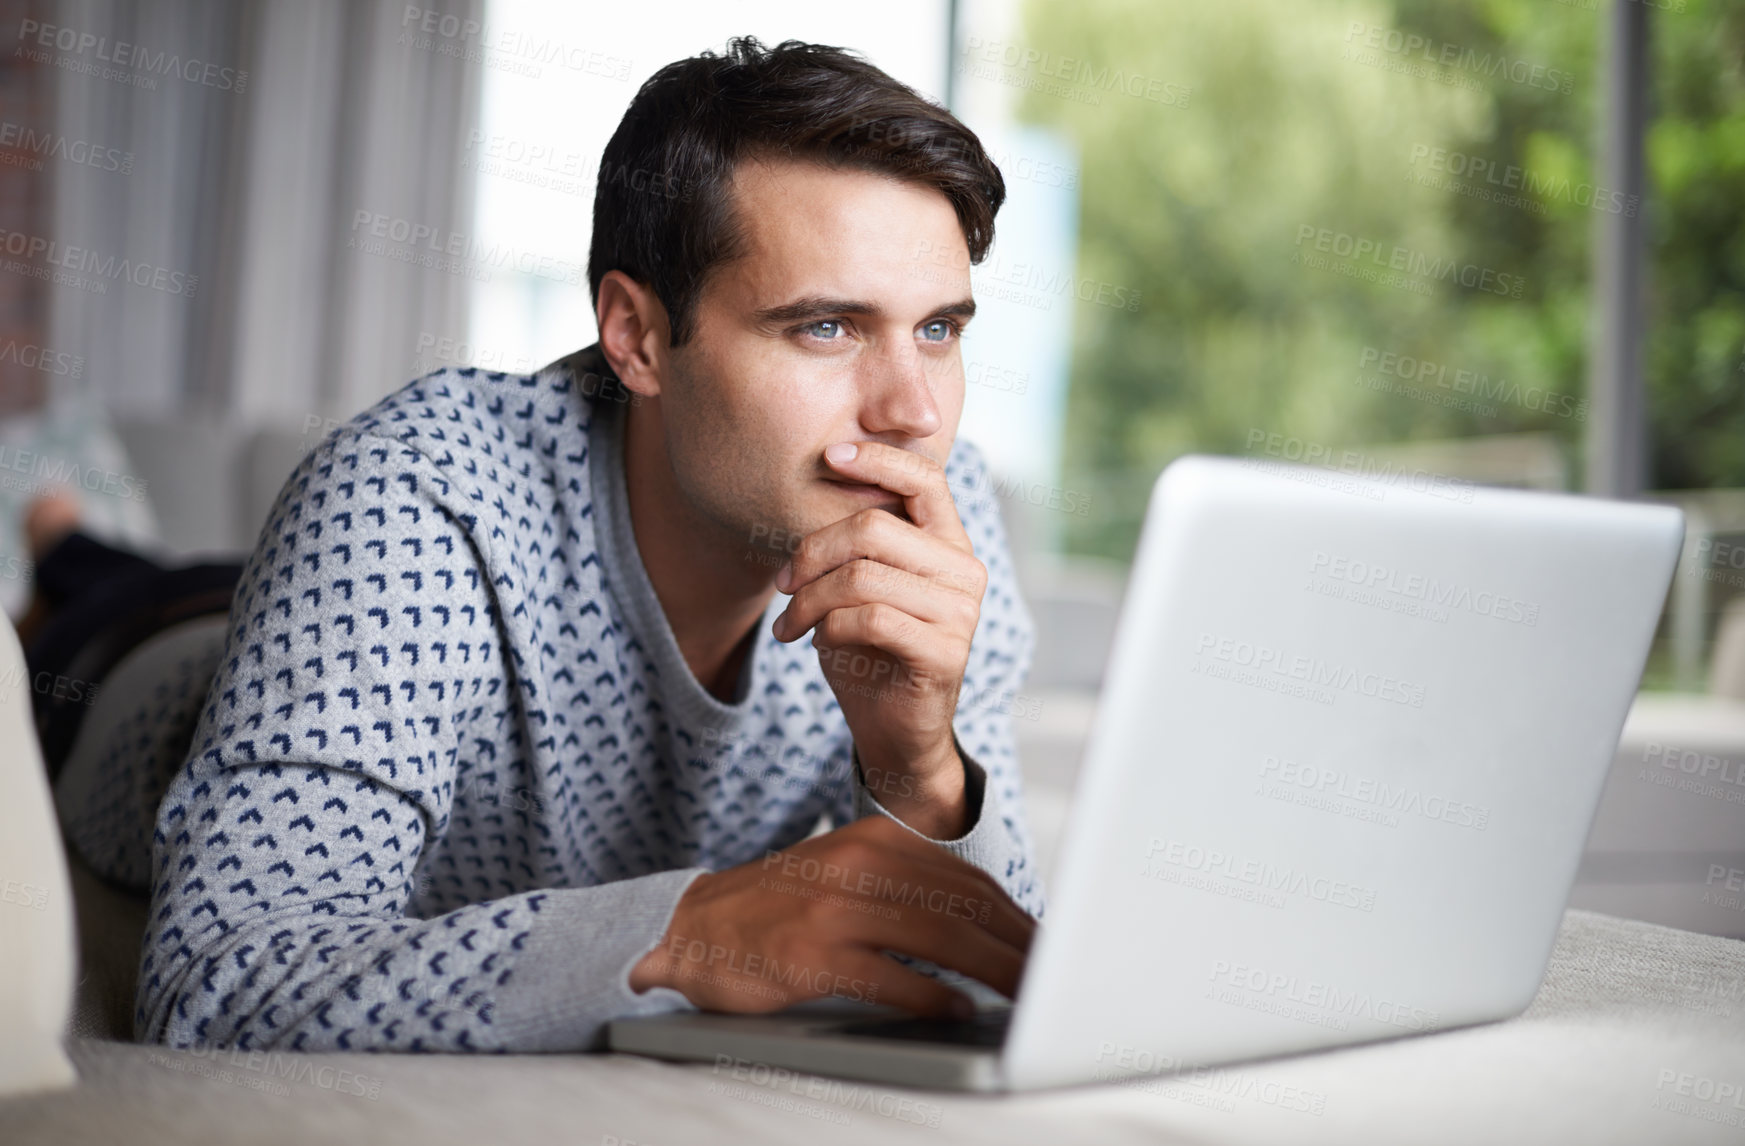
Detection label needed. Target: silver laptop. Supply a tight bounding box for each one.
[608,453,1683,1092]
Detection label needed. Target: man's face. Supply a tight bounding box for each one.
[656,155,974,557]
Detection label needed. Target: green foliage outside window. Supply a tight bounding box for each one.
[1012,0,1744,562]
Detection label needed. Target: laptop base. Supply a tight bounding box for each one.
[608,1000,1006,1092]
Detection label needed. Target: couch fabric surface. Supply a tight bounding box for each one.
[3,839,1742,1146]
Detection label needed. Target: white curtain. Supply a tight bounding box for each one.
[48,0,484,430]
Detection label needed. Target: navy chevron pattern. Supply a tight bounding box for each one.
[127,346,1040,1054]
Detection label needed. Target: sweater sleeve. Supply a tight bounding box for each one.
[842,440,1046,920]
[135,430,702,1053]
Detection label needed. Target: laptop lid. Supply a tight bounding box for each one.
[1000,455,1682,1090]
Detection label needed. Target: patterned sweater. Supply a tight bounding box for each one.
[131,343,1043,1054]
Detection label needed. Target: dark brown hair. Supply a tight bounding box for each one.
[587,36,1005,347]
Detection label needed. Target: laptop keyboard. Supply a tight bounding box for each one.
[831,1008,1012,1048]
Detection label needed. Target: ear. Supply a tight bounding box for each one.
[595,270,673,399]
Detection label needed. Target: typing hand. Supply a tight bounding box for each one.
[631,816,1033,1017]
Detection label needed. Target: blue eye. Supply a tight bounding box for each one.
[801,320,845,340]
[920,319,958,342]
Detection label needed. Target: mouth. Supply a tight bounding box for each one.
[820,477,907,514]
[822,477,893,495]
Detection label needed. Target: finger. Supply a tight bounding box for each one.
[840,863,1038,962]
[775,559,973,643]
[822,440,968,539]
[804,818,1038,953]
[846,902,1028,999]
[811,603,932,668]
[848,816,1038,933]
[780,508,984,598]
[828,947,977,1020]
[649,952,799,1014]
[769,827,1039,959]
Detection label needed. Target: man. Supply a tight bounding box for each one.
[135,36,1043,1054]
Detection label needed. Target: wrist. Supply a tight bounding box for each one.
[630,939,675,994]
[629,872,709,995]
[855,733,958,790]
[856,739,970,839]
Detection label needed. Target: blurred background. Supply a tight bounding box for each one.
[1,0,1740,935]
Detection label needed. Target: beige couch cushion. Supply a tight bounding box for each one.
[0,621,77,1098]
[3,904,1740,1146]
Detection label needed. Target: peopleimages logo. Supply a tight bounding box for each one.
[0,228,198,297]
[398,5,633,82]
[959,36,1191,108]
[709,1055,944,1127]
[1357,345,1586,421]
[160,1045,383,1099]
[1308,551,1541,627]
[1092,1042,1330,1117]
[1243,429,1479,503]
[0,877,48,910]
[1407,145,1639,218]
[1342,21,1573,94]
[1258,754,1490,831]
[0,447,149,502]
[348,210,585,286]
[1209,959,1441,1032]
[1192,632,1428,708]
[1295,224,1524,298]
[0,338,83,379]
[1143,836,1379,911]
[1652,1068,1745,1128]
[0,120,132,174]
[758,851,995,923]
[913,238,1142,313]
[1640,741,1745,803]
[16,19,248,92]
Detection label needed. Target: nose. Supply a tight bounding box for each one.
[857,344,943,440]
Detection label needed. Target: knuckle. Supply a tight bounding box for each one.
[832,835,883,869]
[851,508,888,545]
[796,895,839,928]
[951,595,979,630]
[867,603,905,642]
[844,559,878,595]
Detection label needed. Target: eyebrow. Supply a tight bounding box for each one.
[752,295,977,326]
